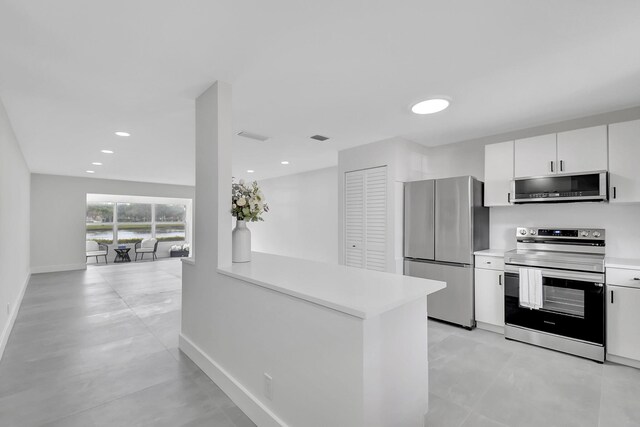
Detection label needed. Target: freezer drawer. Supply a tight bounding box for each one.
[404,259,475,328]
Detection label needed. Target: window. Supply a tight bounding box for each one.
[155,223,186,242]
[155,204,186,222]
[85,199,188,246]
[87,202,114,223]
[117,224,152,244]
[86,202,114,244]
[155,204,187,242]
[117,203,152,222]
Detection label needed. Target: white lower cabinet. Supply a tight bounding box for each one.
[606,269,640,365]
[474,256,505,332]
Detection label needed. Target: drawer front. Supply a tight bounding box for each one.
[475,255,504,271]
[607,268,640,288]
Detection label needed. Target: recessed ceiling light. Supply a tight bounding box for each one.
[247,169,255,173]
[115,131,130,137]
[92,162,102,166]
[86,170,95,174]
[411,98,450,115]
[101,150,114,154]
[281,161,289,165]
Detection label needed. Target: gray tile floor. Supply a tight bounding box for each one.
[3,259,639,427]
[426,320,640,427]
[0,259,255,427]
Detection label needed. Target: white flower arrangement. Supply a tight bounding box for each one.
[231,179,269,222]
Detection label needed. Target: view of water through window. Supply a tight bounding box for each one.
[86,200,188,245]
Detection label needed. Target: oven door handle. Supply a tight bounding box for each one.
[504,264,605,283]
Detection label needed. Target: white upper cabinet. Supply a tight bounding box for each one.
[514,134,557,178]
[556,125,608,173]
[484,141,514,206]
[609,120,640,203]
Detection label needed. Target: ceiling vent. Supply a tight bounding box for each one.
[310,135,329,141]
[237,131,270,142]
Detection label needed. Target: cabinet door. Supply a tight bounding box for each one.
[607,285,640,361]
[609,120,640,203]
[474,268,504,327]
[484,141,514,206]
[514,134,557,178]
[557,125,607,173]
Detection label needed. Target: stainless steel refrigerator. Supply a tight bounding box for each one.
[403,176,489,329]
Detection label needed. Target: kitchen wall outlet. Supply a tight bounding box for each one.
[263,373,273,400]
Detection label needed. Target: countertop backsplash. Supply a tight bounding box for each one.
[490,202,640,259]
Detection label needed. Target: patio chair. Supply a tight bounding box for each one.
[86,240,108,264]
[135,238,158,261]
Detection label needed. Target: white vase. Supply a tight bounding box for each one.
[232,219,251,263]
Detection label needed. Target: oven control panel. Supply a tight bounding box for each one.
[516,227,605,241]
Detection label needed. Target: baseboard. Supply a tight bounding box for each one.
[30,263,87,274]
[476,321,505,335]
[0,272,30,361]
[606,353,640,370]
[179,333,287,427]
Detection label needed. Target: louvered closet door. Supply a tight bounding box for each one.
[344,166,387,271]
[364,167,387,271]
[345,170,365,268]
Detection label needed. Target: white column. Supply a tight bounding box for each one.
[194,81,233,268]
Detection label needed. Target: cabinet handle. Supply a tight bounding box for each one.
[613,187,617,199]
[610,290,614,304]
[560,160,564,172]
[634,277,640,281]
[507,193,511,204]
[499,274,503,286]
[550,161,554,173]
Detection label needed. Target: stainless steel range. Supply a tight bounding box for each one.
[504,227,606,362]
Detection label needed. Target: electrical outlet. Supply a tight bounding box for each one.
[263,373,273,400]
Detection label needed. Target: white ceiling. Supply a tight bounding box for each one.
[1,1,640,185]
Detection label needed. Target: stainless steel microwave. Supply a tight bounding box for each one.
[512,171,608,204]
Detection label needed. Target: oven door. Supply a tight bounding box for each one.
[504,267,605,345]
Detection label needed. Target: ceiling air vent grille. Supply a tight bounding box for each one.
[237,131,270,142]
[310,135,329,141]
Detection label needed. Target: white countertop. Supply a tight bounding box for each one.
[217,252,446,319]
[474,249,508,258]
[605,257,640,270]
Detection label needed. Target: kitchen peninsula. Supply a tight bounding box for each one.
[181,252,445,427]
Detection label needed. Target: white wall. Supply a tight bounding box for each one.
[0,98,30,358]
[31,174,194,273]
[250,167,338,264]
[490,204,640,257]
